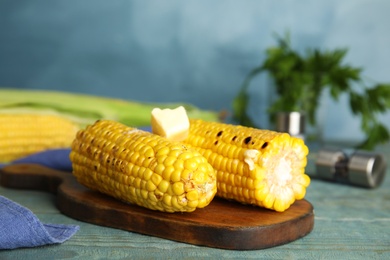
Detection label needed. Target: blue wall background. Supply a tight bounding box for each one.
[1,0,389,142]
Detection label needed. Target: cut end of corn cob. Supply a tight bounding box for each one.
[151,106,190,142]
[0,113,79,162]
[70,120,217,213]
[183,119,310,212]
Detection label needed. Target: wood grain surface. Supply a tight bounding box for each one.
[0,164,314,250]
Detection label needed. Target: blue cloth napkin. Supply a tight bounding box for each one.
[0,149,77,250]
[0,196,79,250]
[0,148,72,171]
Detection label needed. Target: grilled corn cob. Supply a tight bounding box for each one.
[181,119,310,212]
[70,120,217,213]
[0,114,79,162]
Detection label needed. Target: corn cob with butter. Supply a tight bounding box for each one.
[151,107,310,212]
[183,119,310,212]
[70,120,217,213]
[0,114,79,162]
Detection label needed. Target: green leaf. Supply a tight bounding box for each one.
[368,84,390,109]
[232,31,390,150]
[367,89,386,112]
[349,92,366,115]
[375,84,390,99]
[357,123,390,150]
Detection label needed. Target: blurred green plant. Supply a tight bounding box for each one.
[233,33,390,150]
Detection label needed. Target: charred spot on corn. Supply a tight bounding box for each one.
[261,142,268,149]
[243,136,252,145]
[70,119,217,213]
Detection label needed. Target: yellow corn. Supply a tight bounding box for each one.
[0,114,79,162]
[70,120,217,213]
[182,119,310,212]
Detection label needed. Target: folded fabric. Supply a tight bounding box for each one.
[0,148,72,171]
[15,148,72,171]
[0,149,78,250]
[0,196,79,250]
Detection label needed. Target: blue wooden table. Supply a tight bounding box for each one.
[1,145,389,259]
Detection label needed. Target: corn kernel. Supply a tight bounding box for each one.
[173,159,184,171]
[187,200,199,208]
[263,193,275,209]
[143,169,153,181]
[134,178,141,189]
[154,164,165,175]
[141,189,149,200]
[156,146,170,157]
[181,169,192,180]
[171,169,182,182]
[146,180,157,192]
[178,151,193,160]
[164,156,177,166]
[172,182,185,196]
[171,196,180,209]
[151,173,163,186]
[186,190,199,201]
[162,165,174,181]
[168,149,182,158]
[148,192,158,203]
[193,171,206,183]
[158,179,170,193]
[176,195,187,206]
[184,157,199,171]
[163,194,172,206]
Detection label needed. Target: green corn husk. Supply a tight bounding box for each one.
[0,88,220,128]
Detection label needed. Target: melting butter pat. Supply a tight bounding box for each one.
[151,106,190,141]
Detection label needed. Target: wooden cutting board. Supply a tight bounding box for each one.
[0,164,314,250]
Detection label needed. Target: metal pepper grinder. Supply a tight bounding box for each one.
[276,112,305,140]
[315,147,387,188]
